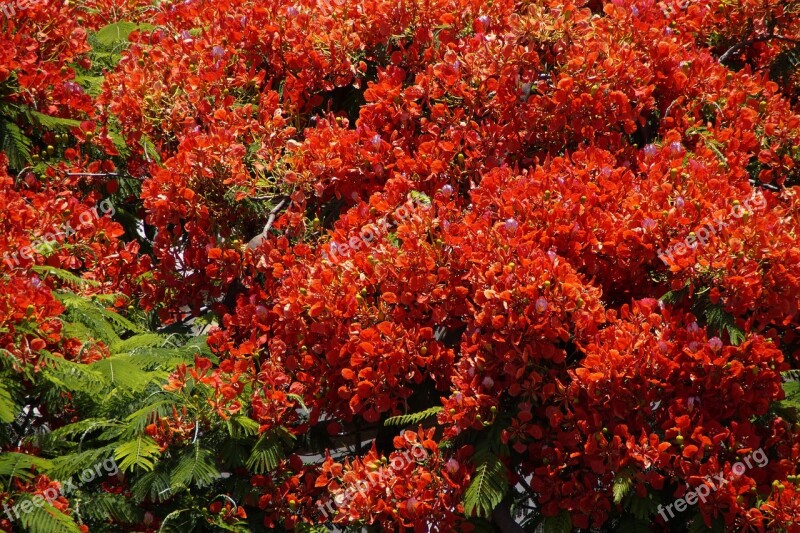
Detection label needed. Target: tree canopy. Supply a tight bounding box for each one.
[1,0,800,531]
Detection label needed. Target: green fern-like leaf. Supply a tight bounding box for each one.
[246,428,294,474]
[56,293,122,345]
[140,134,162,164]
[0,453,53,484]
[462,450,508,518]
[615,516,652,533]
[39,418,116,448]
[769,44,800,87]
[17,498,83,533]
[57,292,143,336]
[122,396,181,437]
[0,119,32,170]
[24,110,82,131]
[31,265,100,288]
[93,21,142,48]
[705,304,744,345]
[110,333,173,354]
[626,492,660,521]
[0,379,18,423]
[384,406,442,427]
[81,491,144,523]
[541,511,572,533]
[613,473,634,505]
[74,74,106,97]
[783,370,800,382]
[659,287,687,305]
[107,341,205,373]
[115,435,161,473]
[38,350,105,395]
[89,356,167,392]
[170,443,220,489]
[225,415,260,439]
[774,381,800,422]
[130,470,172,503]
[48,444,117,480]
[409,190,432,206]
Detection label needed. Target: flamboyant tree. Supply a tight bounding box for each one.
[1,0,800,531]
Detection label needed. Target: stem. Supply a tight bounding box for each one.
[492,496,525,533]
[246,197,289,250]
[16,394,42,447]
[719,34,800,64]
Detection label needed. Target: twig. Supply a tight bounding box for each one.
[720,34,800,64]
[749,178,782,192]
[262,198,288,234]
[66,172,120,177]
[247,197,290,250]
[15,395,42,447]
[492,496,525,533]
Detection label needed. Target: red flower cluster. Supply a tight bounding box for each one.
[2,0,800,530]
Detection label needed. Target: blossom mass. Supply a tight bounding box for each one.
[1,0,799,531]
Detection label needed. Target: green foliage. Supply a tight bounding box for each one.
[31,265,101,289]
[541,511,572,533]
[38,349,105,396]
[613,472,634,505]
[615,516,653,533]
[115,435,161,473]
[0,380,18,423]
[659,286,687,306]
[89,22,153,69]
[773,374,800,422]
[0,92,89,172]
[80,492,144,524]
[48,445,117,480]
[769,44,800,89]
[16,497,83,533]
[0,290,281,531]
[23,110,82,131]
[93,22,142,48]
[0,453,53,484]
[384,405,442,427]
[623,491,661,522]
[170,443,220,489]
[702,303,745,345]
[130,470,172,503]
[0,119,32,170]
[660,286,745,345]
[687,512,726,532]
[55,291,140,346]
[409,190,432,206]
[463,450,509,518]
[247,427,295,474]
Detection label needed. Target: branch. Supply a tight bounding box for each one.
[719,34,800,64]
[492,496,525,533]
[65,172,119,177]
[246,197,289,250]
[750,178,782,192]
[15,395,42,447]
